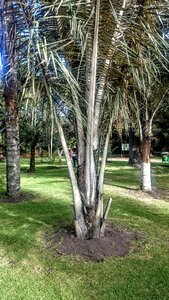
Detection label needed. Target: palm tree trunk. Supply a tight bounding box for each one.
[4,79,20,196]
[71,91,86,197]
[3,1,20,196]
[128,126,135,166]
[94,109,114,237]
[140,141,151,192]
[85,0,100,210]
[53,108,88,239]
[140,122,152,192]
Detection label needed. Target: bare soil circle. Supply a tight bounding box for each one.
[46,224,143,262]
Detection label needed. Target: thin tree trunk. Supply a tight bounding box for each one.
[128,126,134,166]
[71,90,86,198]
[53,108,88,239]
[50,90,54,161]
[94,109,114,237]
[30,143,36,173]
[40,147,43,162]
[50,122,54,161]
[48,144,50,158]
[85,0,100,209]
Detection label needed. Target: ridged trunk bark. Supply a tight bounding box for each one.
[2,1,20,196]
[140,140,151,192]
[139,122,152,192]
[4,79,20,196]
[128,127,140,167]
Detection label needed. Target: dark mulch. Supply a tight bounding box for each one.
[0,192,35,203]
[46,224,142,262]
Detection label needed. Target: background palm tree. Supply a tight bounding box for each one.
[1,0,21,196]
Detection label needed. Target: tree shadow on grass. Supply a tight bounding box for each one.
[110,185,139,190]
[0,195,73,261]
[110,195,169,228]
[105,161,169,192]
[105,170,140,189]
[0,159,168,265]
[20,164,69,179]
[106,160,128,167]
[0,190,168,267]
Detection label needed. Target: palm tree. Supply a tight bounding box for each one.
[122,1,169,191]
[0,0,46,194]
[28,0,169,238]
[1,0,21,196]
[5,0,168,236]
[37,0,138,238]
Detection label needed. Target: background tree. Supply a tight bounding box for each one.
[114,0,169,191]
[153,99,169,153]
[1,0,22,196]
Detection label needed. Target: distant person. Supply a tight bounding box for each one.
[72,148,78,168]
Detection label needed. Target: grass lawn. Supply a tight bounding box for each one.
[0,158,169,299]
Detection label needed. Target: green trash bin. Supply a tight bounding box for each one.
[161,152,169,162]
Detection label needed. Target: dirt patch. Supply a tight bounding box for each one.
[46,224,142,262]
[0,192,35,203]
[151,189,169,201]
[121,188,169,202]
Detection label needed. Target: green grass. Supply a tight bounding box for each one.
[0,158,169,299]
